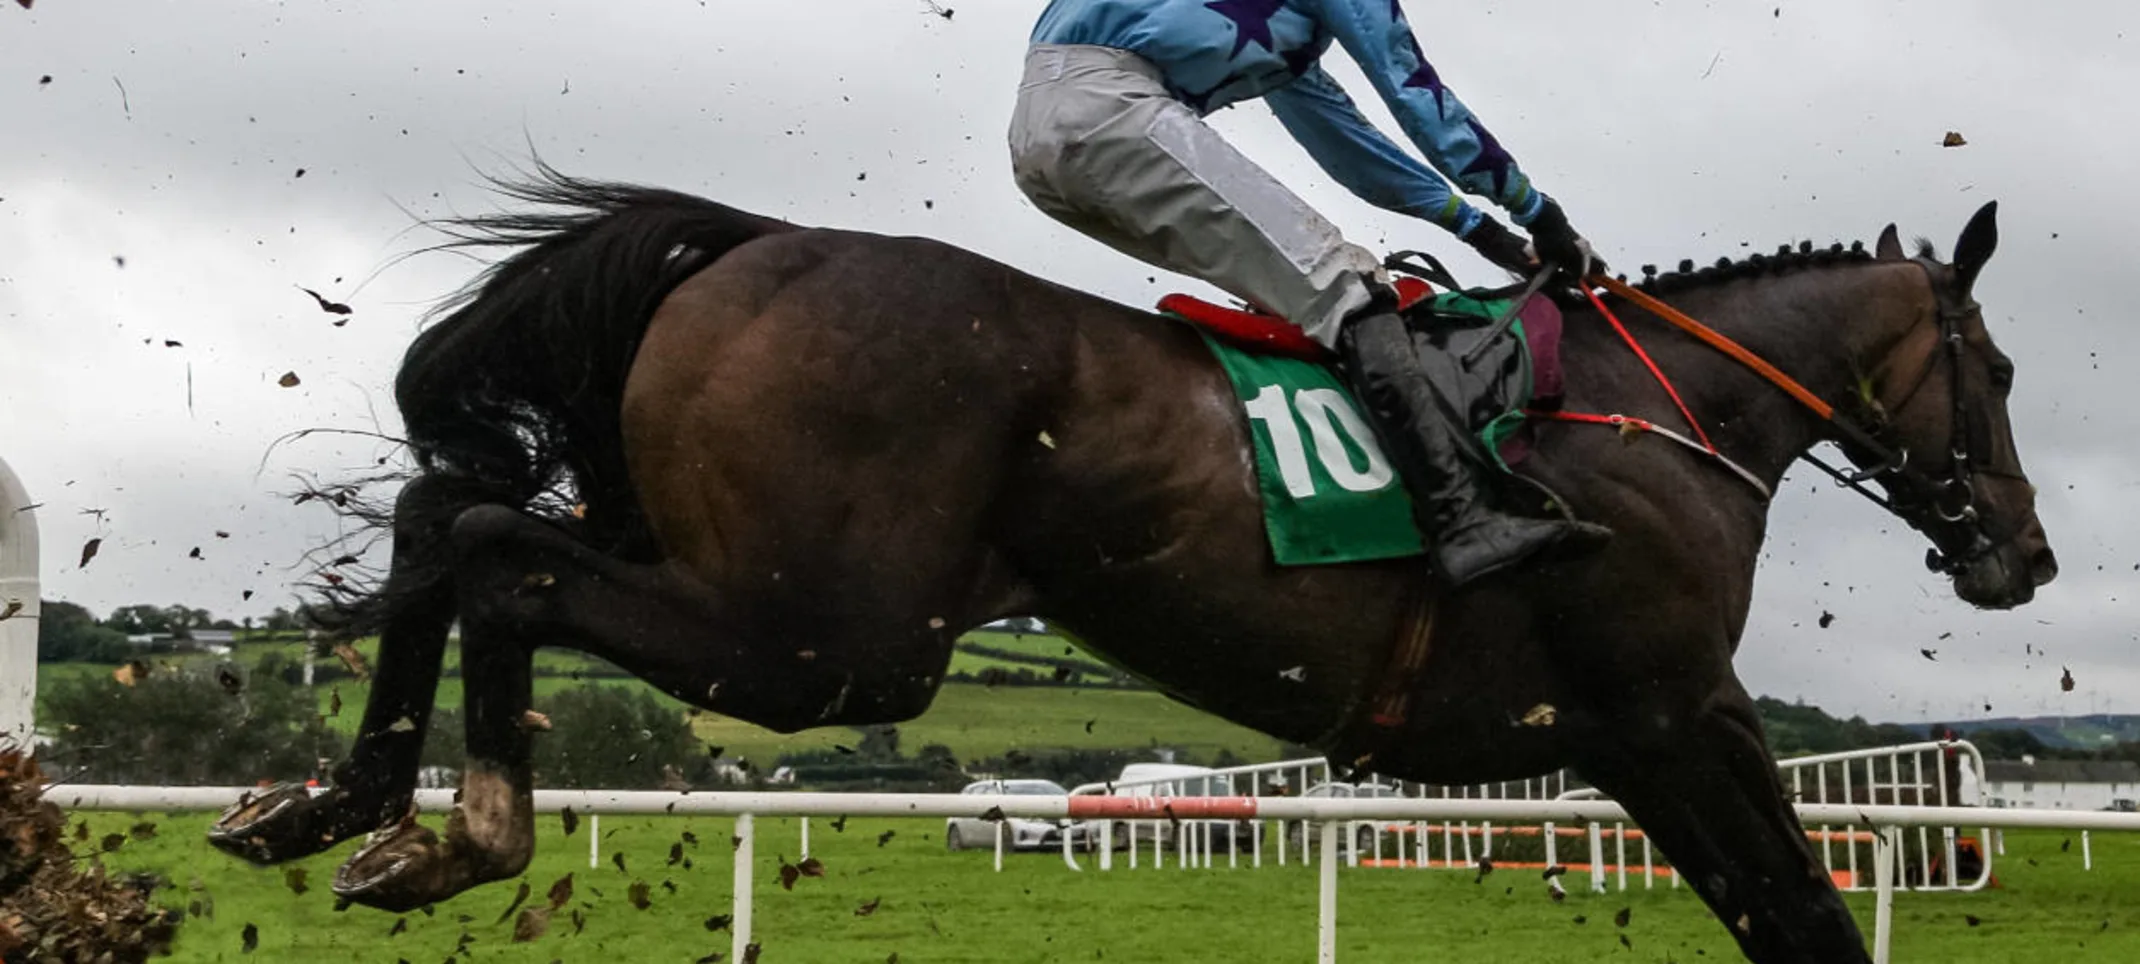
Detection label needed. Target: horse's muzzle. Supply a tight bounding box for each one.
[1952,518,2055,609]
[2029,546,2059,587]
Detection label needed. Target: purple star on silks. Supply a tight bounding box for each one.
[1458,116,1518,197]
[1399,34,1447,116]
[1205,0,1287,59]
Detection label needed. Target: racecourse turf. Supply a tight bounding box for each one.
[62,808,2140,963]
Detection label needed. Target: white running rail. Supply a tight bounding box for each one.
[41,784,2140,964]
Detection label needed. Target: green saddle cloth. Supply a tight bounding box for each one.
[1187,291,1538,567]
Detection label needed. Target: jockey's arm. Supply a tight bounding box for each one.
[1306,0,1549,228]
[1264,66,1484,239]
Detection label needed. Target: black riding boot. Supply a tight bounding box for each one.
[1336,290,1611,587]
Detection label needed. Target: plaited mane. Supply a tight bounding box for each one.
[1619,239,1881,297]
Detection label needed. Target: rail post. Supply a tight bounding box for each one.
[1317,819,1338,964]
[1872,825,1897,964]
[0,456,39,750]
[1588,822,1606,893]
[1614,822,1628,891]
[733,812,755,962]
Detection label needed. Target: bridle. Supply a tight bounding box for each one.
[1587,263,2014,577]
[1793,259,2016,576]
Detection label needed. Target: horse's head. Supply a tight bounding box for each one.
[1859,201,2056,608]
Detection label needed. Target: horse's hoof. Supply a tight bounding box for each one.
[331,819,465,912]
[207,782,321,864]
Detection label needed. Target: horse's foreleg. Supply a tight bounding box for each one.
[209,475,460,865]
[1579,690,1870,964]
[332,505,543,911]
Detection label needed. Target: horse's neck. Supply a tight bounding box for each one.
[1595,261,1934,490]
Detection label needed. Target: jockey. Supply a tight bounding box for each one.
[1009,0,1611,586]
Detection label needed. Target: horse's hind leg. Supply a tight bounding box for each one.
[331,506,545,911]
[209,476,460,864]
[1579,685,1870,964]
[328,499,956,909]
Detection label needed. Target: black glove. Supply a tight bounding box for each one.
[1463,215,1535,277]
[1525,198,1603,278]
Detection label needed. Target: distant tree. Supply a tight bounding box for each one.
[529,685,703,789]
[913,742,958,773]
[158,605,213,639]
[1965,727,2051,760]
[39,652,342,786]
[102,605,169,636]
[34,600,132,664]
[1756,696,1934,756]
[261,607,302,634]
[856,724,902,761]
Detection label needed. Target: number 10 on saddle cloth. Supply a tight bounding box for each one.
[1183,290,1562,566]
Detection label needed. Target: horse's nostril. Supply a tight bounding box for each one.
[2031,548,2059,586]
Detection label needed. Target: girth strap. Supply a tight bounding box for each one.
[1321,587,1437,776]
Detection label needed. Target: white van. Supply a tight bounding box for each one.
[1090,763,1250,850]
[1113,762,1222,796]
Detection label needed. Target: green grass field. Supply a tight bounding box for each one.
[688,683,1288,766]
[61,808,2140,963]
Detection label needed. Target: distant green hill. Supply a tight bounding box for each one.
[1921,714,2140,752]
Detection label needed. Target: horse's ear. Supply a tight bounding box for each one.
[1875,224,1905,261]
[1952,201,1999,292]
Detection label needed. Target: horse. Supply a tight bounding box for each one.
[207,172,2054,964]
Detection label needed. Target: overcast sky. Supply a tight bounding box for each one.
[3,1,2137,724]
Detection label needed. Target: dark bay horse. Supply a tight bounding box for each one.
[208,174,2054,963]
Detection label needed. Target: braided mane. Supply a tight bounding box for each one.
[1622,239,1880,296]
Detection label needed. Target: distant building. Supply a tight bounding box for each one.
[124,630,232,656]
[981,617,1049,635]
[1980,758,2140,811]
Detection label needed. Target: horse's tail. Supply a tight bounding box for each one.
[318,166,791,637]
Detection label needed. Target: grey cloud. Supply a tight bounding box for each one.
[4,0,2136,722]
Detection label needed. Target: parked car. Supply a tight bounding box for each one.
[1285,782,1408,858]
[1085,763,1254,852]
[944,779,1085,852]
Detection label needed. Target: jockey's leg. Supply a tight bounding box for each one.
[1008,44,1378,348]
[1339,307,1610,585]
[1007,44,1608,586]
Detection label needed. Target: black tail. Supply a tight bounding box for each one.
[319,166,789,637]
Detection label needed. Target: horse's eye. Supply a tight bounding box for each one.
[1988,362,2014,390]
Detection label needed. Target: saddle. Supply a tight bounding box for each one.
[1159,276,1565,468]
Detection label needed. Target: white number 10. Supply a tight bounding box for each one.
[1242,384,1395,499]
